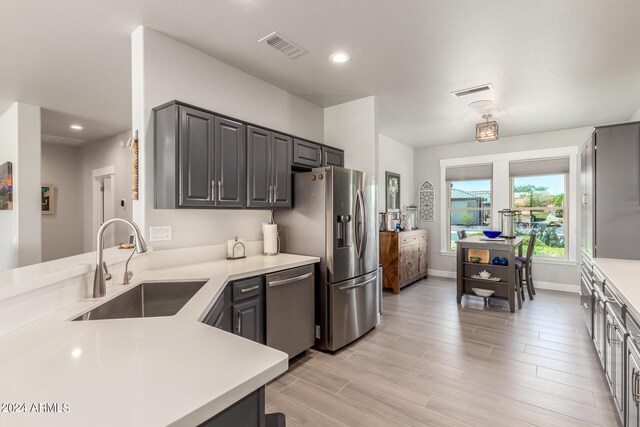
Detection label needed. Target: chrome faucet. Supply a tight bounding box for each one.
[93,218,148,298]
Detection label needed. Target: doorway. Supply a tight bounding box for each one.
[92,166,115,249]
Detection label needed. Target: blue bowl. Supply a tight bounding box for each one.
[483,230,502,238]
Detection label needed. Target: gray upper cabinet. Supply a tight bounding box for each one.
[272,133,292,208]
[322,146,344,167]
[154,102,245,209]
[155,100,342,211]
[247,126,292,209]
[292,138,345,169]
[586,122,640,259]
[179,107,216,207]
[293,138,322,168]
[214,117,246,207]
[247,126,272,208]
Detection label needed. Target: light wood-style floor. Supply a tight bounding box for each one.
[265,277,620,427]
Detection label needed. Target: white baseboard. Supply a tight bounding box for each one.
[427,269,579,294]
[534,281,579,294]
[428,269,456,279]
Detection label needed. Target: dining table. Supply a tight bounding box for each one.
[456,236,524,312]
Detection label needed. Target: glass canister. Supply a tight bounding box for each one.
[404,205,418,230]
[498,209,521,238]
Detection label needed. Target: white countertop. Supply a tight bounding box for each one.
[593,258,640,318]
[0,253,319,427]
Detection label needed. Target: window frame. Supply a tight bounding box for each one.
[509,172,569,259]
[446,178,493,252]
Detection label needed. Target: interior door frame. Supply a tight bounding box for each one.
[92,165,116,248]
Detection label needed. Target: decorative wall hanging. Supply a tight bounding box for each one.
[418,180,435,221]
[41,184,55,215]
[0,162,13,210]
[128,130,139,201]
[385,171,401,211]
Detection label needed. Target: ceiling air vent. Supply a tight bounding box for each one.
[451,83,494,98]
[259,32,306,59]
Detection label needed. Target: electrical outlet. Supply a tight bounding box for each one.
[149,226,172,242]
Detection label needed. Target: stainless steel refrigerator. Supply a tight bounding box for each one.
[278,167,379,351]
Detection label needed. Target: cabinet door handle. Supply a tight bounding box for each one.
[633,368,637,402]
[237,312,242,335]
[240,285,260,293]
[211,180,216,202]
[217,181,222,201]
[274,185,278,203]
[268,185,273,204]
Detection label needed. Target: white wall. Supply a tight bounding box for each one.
[630,106,640,122]
[132,26,324,249]
[0,103,41,270]
[377,133,414,212]
[0,106,18,270]
[324,96,378,175]
[414,126,593,291]
[80,130,132,251]
[41,144,83,261]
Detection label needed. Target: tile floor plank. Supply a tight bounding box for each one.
[266,278,621,426]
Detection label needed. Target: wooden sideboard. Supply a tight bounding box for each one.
[379,230,428,294]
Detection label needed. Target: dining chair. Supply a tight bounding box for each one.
[457,230,467,240]
[515,230,537,300]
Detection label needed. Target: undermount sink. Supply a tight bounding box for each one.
[73,280,208,321]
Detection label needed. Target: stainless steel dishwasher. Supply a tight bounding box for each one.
[266,264,315,358]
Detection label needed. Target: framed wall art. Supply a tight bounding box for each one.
[385,171,401,211]
[0,162,13,210]
[41,184,55,215]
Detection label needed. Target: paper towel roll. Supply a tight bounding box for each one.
[263,223,279,255]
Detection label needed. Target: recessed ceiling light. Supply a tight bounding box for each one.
[70,124,83,130]
[330,52,350,63]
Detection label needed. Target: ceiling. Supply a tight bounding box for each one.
[1,0,640,147]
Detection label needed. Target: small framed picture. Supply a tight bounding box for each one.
[0,162,13,210]
[41,184,55,215]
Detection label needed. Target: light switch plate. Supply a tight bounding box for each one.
[149,226,172,242]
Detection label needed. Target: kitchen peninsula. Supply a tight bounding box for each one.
[0,252,319,426]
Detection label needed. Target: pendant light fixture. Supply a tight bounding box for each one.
[475,114,499,142]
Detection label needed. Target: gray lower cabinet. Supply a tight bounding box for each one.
[199,387,265,427]
[247,126,292,209]
[322,146,344,167]
[154,102,246,209]
[233,299,262,343]
[585,261,635,425]
[627,328,640,427]
[205,276,265,344]
[203,293,228,331]
[605,309,626,414]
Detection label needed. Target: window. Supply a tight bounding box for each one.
[447,179,492,251]
[511,174,567,258]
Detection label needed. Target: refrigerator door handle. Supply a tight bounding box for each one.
[355,189,367,259]
[338,276,376,291]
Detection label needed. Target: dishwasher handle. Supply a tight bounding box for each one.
[268,272,313,287]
